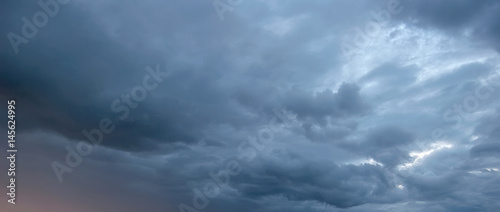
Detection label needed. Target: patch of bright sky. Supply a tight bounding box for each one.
[263,15,307,37]
[322,23,499,93]
[398,141,453,170]
[344,158,384,167]
[468,168,499,175]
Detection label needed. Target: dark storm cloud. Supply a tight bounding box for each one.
[366,126,414,147]
[228,153,401,209]
[301,121,356,143]
[470,111,500,158]
[341,126,415,169]
[0,0,368,152]
[399,0,500,52]
[0,0,265,151]
[283,83,369,122]
[2,0,500,211]
[0,2,175,150]
[470,142,500,158]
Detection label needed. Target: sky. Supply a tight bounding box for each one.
[1,0,500,211]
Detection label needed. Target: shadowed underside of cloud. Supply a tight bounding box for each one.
[399,0,500,52]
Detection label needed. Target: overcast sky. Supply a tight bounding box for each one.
[1,0,500,211]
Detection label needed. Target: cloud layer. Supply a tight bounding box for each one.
[1,0,500,211]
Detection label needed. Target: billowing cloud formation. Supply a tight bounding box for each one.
[1,0,500,211]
